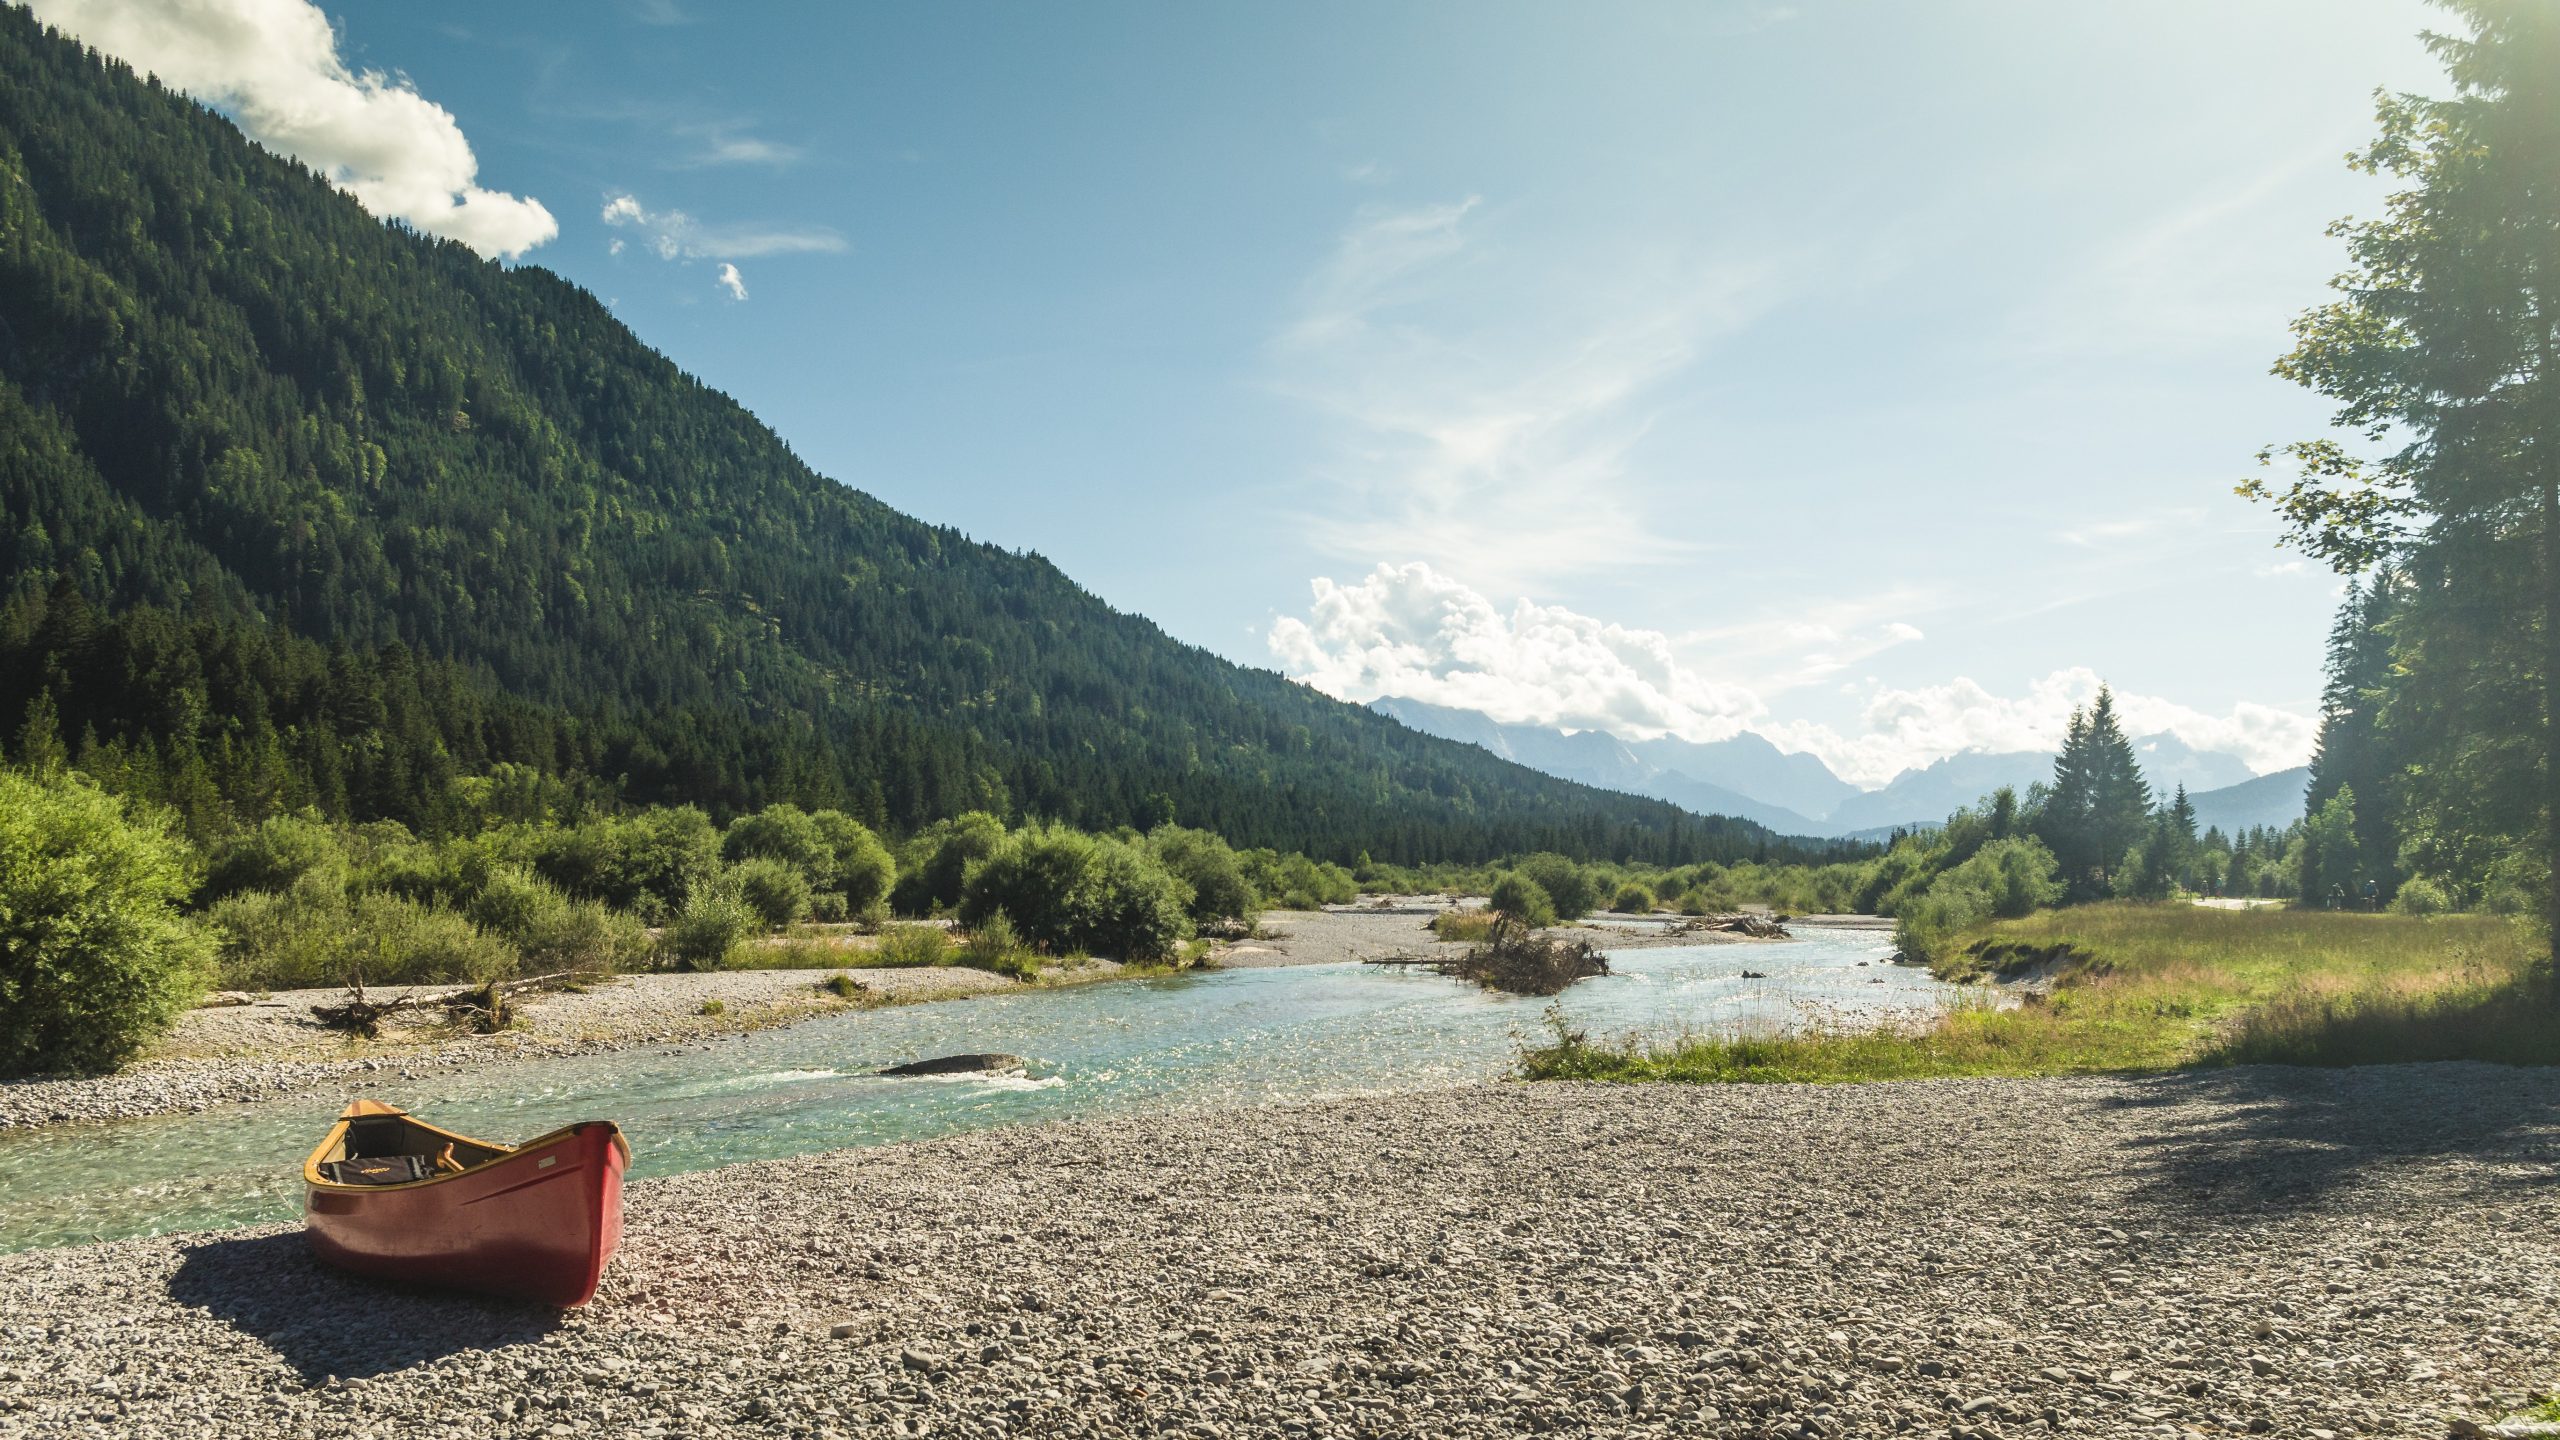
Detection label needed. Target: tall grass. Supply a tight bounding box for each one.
[1428,909,1499,942]
[1521,904,2552,1084]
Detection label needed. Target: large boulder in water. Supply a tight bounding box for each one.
[878,1053,1027,1077]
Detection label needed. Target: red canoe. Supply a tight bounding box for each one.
[302,1099,630,1308]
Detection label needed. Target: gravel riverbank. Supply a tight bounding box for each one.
[6,1064,2552,1439]
[0,965,1019,1133]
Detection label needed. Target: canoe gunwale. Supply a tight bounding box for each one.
[301,1100,628,1195]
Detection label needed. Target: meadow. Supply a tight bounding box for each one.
[1520,903,2553,1083]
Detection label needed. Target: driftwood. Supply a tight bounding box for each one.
[1362,920,1607,996]
[308,975,416,1039]
[1679,913,1792,939]
[312,968,592,1037]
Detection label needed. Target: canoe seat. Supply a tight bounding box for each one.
[317,1155,435,1186]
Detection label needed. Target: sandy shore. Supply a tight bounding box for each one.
[2,1064,2552,1438]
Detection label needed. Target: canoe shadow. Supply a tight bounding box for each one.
[168,1230,565,1382]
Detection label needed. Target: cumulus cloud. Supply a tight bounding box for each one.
[1271,562,2315,790]
[30,0,555,258]
[1762,669,2318,788]
[599,191,845,262]
[715,262,747,301]
[1269,562,1770,741]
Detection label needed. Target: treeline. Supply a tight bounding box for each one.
[0,751,1384,1075]
[2277,574,2547,921]
[0,8,1851,873]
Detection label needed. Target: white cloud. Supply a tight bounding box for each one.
[1270,563,2315,790]
[670,121,801,170]
[599,191,845,261]
[1269,198,1782,592]
[31,0,555,258]
[1763,668,2317,788]
[715,262,747,301]
[1270,561,1919,745]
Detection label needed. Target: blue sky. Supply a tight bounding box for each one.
[37,0,2447,786]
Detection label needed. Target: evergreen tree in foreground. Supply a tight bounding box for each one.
[2244,0,2560,982]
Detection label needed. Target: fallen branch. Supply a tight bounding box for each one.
[309,974,415,1039]
[1678,913,1792,939]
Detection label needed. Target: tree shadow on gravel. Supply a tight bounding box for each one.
[168,1231,564,1381]
[2091,1062,2560,1223]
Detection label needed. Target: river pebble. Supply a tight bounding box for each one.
[2,1063,2554,1437]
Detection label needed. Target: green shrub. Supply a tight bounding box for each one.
[2390,875,2454,916]
[722,803,828,874]
[955,912,1039,980]
[960,824,1096,950]
[200,812,346,904]
[810,810,897,912]
[957,824,1191,960]
[342,894,517,987]
[661,891,758,972]
[820,972,866,999]
[1075,838,1194,963]
[1149,824,1258,928]
[1489,874,1558,928]
[0,772,214,1076]
[1242,849,1357,909]
[462,863,563,940]
[698,998,726,1016]
[207,880,350,990]
[536,807,720,921]
[871,923,952,968]
[732,858,813,927]
[515,897,650,976]
[2479,849,2543,917]
[211,882,514,989]
[808,890,851,924]
[892,811,1007,917]
[1514,853,1597,920]
[1611,883,1656,914]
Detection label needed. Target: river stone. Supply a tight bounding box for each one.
[878,1053,1029,1077]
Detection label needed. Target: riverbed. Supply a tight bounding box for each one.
[0,924,1932,1252]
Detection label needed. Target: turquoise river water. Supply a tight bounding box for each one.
[0,925,1938,1252]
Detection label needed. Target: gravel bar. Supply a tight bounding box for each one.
[0,966,1018,1133]
[5,1063,2554,1438]
[1214,907,1755,969]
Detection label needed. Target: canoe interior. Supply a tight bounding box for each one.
[312,1112,511,1179]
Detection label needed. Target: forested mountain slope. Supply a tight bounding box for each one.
[0,8,1824,865]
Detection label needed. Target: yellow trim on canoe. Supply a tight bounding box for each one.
[303,1102,628,1194]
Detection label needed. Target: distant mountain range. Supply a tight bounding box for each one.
[1369,697,2309,841]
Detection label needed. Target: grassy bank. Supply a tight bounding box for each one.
[1521,904,2552,1083]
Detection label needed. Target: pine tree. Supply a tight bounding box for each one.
[2088,691,2150,891]
[2245,1,2560,991]
[2039,710,2099,894]
[2307,573,2402,893]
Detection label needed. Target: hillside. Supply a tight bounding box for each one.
[0,9,1825,866]
[2189,767,2309,835]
